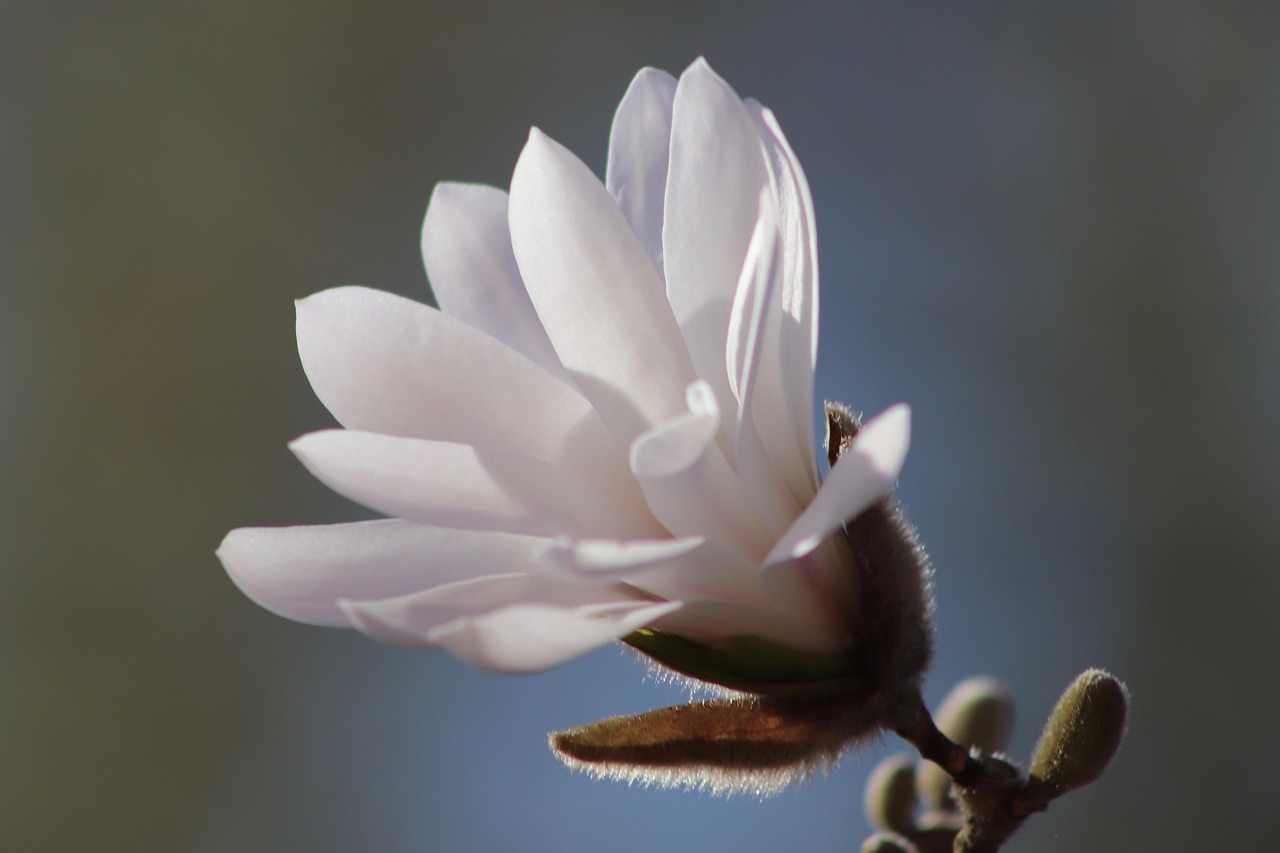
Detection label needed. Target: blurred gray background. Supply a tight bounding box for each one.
[4,1,1278,850]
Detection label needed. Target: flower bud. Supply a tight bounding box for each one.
[864,753,918,835]
[916,676,1014,808]
[1028,669,1128,799]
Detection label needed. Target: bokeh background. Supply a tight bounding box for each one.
[5,2,1278,850]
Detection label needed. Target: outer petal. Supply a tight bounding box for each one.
[353,599,684,674]
[290,429,661,540]
[296,286,650,521]
[420,182,568,378]
[534,535,768,607]
[606,67,677,279]
[509,128,699,447]
[663,58,770,430]
[217,519,545,626]
[766,405,912,564]
[629,381,773,561]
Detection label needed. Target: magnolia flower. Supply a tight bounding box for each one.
[219,59,933,794]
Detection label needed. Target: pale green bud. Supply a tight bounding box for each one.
[934,676,1015,752]
[864,753,918,836]
[1028,668,1128,799]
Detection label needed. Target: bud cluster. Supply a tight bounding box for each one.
[863,670,1127,853]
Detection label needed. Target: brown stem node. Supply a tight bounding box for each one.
[891,693,980,786]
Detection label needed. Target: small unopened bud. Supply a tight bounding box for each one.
[865,754,918,836]
[917,677,1014,808]
[861,832,919,853]
[935,676,1015,752]
[1028,668,1128,799]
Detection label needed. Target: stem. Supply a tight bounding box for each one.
[888,690,1036,853]
[890,692,979,785]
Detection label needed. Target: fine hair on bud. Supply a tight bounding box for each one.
[1028,668,1129,799]
[824,402,935,699]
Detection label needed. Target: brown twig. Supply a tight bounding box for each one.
[888,691,1036,853]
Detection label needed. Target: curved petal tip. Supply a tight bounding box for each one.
[765,404,913,564]
[860,403,911,479]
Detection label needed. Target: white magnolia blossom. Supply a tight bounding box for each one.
[218,59,912,682]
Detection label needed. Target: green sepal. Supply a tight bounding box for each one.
[624,628,864,697]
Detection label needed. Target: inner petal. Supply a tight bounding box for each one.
[425,601,684,673]
[663,58,771,439]
[747,102,821,502]
[340,571,644,647]
[508,128,699,449]
[421,182,568,379]
[534,535,768,607]
[727,195,805,539]
[628,381,774,562]
[606,67,678,280]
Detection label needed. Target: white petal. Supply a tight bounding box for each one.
[534,536,704,577]
[290,430,661,540]
[727,192,804,539]
[724,191,774,405]
[758,536,860,648]
[340,572,641,646]
[431,601,684,673]
[757,406,912,636]
[509,128,699,447]
[739,103,822,507]
[663,58,770,430]
[649,599,844,656]
[217,519,545,626]
[766,405,912,564]
[534,535,768,606]
[420,182,568,378]
[606,67,677,279]
[295,286,650,521]
[747,104,819,371]
[629,381,774,561]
